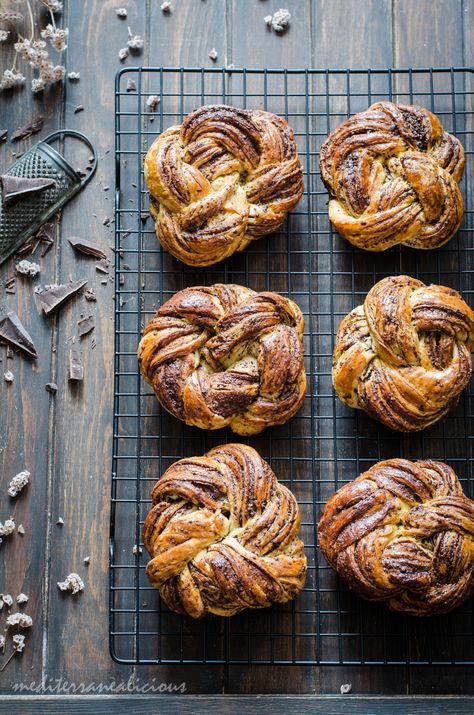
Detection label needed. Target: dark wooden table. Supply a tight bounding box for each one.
[0,1,473,711]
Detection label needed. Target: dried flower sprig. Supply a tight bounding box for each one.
[57,572,84,594]
[8,470,30,497]
[1,634,26,672]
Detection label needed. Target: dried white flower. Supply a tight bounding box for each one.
[265,8,291,32]
[0,30,10,42]
[3,371,14,383]
[7,470,30,498]
[41,24,68,51]
[161,1,172,12]
[51,64,65,81]
[0,69,25,89]
[146,94,160,111]
[0,519,15,536]
[16,260,40,278]
[17,524,25,535]
[340,683,352,694]
[127,28,143,49]
[115,8,127,17]
[6,612,33,628]
[118,47,129,61]
[57,572,84,594]
[67,71,80,80]
[31,77,45,93]
[0,636,5,650]
[208,48,218,61]
[1,594,13,608]
[16,594,28,604]
[0,11,24,22]
[39,0,63,12]
[12,634,25,652]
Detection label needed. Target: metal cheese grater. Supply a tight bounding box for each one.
[0,129,97,264]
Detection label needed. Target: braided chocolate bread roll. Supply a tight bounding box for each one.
[144,104,304,266]
[138,284,307,435]
[319,102,464,251]
[333,275,474,432]
[143,444,307,618]
[318,459,474,616]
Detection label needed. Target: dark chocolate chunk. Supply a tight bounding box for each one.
[69,348,83,381]
[77,315,95,337]
[140,213,149,224]
[74,105,84,113]
[16,235,40,256]
[36,279,87,316]
[45,382,58,393]
[84,288,97,302]
[126,78,136,92]
[11,116,44,141]
[1,175,56,207]
[68,237,106,259]
[95,258,109,274]
[0,311,37,359]
[0,130,7,143]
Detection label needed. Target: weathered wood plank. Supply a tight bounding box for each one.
[44,0,147,690]
[0,3,64,691]
[2,694,474,714]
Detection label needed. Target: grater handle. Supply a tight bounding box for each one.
[43,129,98,187]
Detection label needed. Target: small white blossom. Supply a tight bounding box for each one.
[118,47,129,61]
[1,594,13,609]
[57,572,84,594]
[12,634,25,652]
[16,594,28,604]
[6,612,33,628]
[39,0,63,12]
[40,24,68,52]
[115,8,127,18]
[16,260,40,278]
[127,28,143,49]
[0,30,10,42]
[265,8,291,32]
[0,519,15,536]
[208,48,218,61]
[4,371,14,383]
[31,77,45,93]
[146,94,160,111]
[67,71,80,80]
[8,470,30,498]
[0,69,25,89]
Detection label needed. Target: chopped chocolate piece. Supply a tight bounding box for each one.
[3,370,14,383]
[84,289,97,302]
[36,279,87,316]
[1,175,56,207]
[6,346,13,359]
[122,263,131,270]
[36,222,55,244]
[68,237,106,259]
[83,556,90,565]
[77,315,95,337]
[103,216,111,226]
[16,235,40,256]
[0,311,37,359]
[69,348,83,381]
[0,130,7,143]
[74,105,84,114]
[100,279,108,285]
[11,116,44,142]
[45,382,58,393]
[140,213,149,224]
[119,274,125,286]
[95,258,109,274]
[17,524,25,535]
[75,169,87,179]
[91,337,96,350]
[56,517,64,526]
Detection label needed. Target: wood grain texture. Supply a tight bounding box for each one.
[0,0,472,700]
[2,695,474,715]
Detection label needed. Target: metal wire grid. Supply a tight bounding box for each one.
[111,67,474,665]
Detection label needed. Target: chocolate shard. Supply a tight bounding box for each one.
[0,311,37,359]
[36,279,87,316]
[77,315,95,337]
[84,289,97,302]
[0,129,7,143]
[45,382,58,393]
[74,105,84,114]
[11,116,44,142]
[68,237,106,260]
[1,175,56,207]
[95,258,110,274]
[69,348,83,381]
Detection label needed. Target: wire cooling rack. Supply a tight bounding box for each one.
[111,67,474,665]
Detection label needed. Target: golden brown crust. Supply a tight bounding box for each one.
[144,105,304,266]
[318,459,474,616]
[138,283,306,435]
[142,444,307,617]
[319,102,465,251]
[333,275,474,432]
